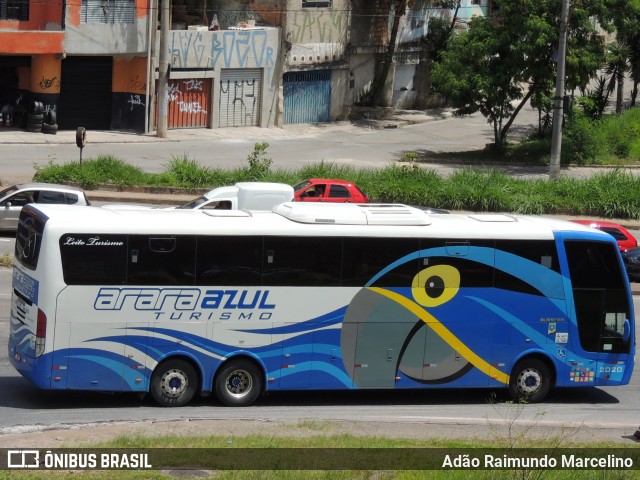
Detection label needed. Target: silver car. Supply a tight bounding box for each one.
[0,183,90,231]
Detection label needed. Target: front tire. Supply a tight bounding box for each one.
[509,358,552,403]
[215,359,263,406]
[150,359,198,407]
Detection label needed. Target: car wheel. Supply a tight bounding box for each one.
[508,358,552,403]
[214,359,263,406]
[150,359,198,407]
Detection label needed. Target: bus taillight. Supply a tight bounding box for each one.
[35,308,47,357]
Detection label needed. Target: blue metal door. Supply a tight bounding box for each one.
[284,70,331,124]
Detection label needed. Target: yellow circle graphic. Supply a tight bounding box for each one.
[412,265,460,307]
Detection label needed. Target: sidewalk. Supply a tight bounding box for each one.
[0,109,452,146]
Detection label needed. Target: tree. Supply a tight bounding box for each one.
[605,42,630,113]
[601,0,640,107]
[431,13,541,146]
[431,0,607,147]
[413,2,461,109]
[369,0,410,107]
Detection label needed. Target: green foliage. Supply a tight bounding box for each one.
[529,82,554,136]
[246,142,273,180]
[562,114,601,165]
[432,0,609,145]
[33,155,151,189]
[577,76,609,120]
[563,108,640,164]
[0,254,12,267]
[33,155,640,219]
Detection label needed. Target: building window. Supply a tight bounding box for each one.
[1,0,29,20]
[303,0,332,7]
[81,0,135,24]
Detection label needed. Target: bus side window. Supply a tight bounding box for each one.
[196,236,263,286]
[60,234,127,285]
[127,235,196,286]
[262,237,341,286]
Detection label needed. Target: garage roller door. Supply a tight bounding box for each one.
[219,69,262,127]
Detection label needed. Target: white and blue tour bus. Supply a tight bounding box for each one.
[9,202,635,406]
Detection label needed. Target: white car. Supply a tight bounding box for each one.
[0,183,90,231]
[103,182,294,212]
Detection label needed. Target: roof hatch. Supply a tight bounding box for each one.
[468,214,517,223]
[273,203,432,226]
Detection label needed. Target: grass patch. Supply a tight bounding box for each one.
[0,253,12,267]
[33,156,640,219]
[0,435,637,479]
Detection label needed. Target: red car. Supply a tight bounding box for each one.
[570,220,638,252]
[293,178,369,203]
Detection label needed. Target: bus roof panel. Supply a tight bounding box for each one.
[27,204,614,244]
[273,202,432,226]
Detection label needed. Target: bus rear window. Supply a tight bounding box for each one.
[15,206,47,271]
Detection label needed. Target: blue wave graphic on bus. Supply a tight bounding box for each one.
[231,307,347,335]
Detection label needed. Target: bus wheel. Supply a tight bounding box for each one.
[509,359,552,403]
[150,359,198,407]
[215,359,263,406]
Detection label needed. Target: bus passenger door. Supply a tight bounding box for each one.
[352,321,415,387]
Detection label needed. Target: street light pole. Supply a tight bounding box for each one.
[549,0,570,180]
[157,0,170,138]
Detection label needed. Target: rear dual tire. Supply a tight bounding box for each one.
[214,359,263,407]
[150,358,264,407]
[150,359,198,407]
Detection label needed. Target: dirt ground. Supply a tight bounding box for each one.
[0,417,638,448]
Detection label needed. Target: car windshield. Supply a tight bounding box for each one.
[293,181,311,192]
[0,186,19,198]
[176,196,209,209]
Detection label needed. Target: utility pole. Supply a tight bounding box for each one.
[157,0,170,138]
[549,0,570,180]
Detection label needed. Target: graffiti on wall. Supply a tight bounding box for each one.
[288,9,345,44]
[159,78,211,128]
[170,29,275,78]
[286,10,346,65]
[128,75,147,94]
[219,78,259,127]
[169,78,208,115]
[38,76,60,90]
[128,94,145,111]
